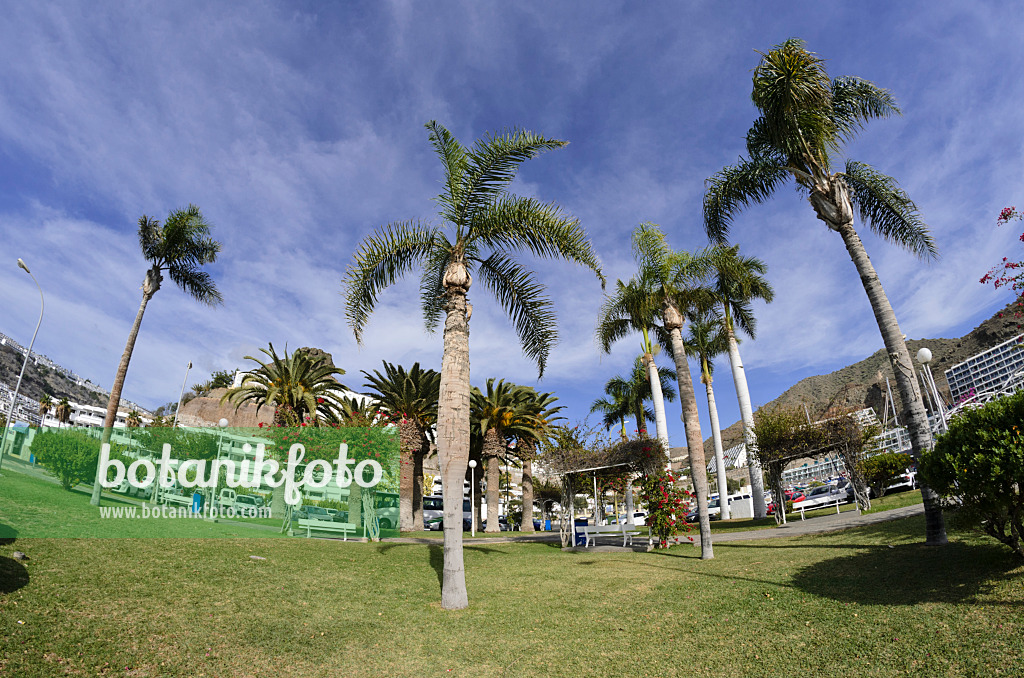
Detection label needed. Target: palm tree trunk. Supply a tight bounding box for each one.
[705,371,730,520]
[437,288,471,609]
[398,420,419,532]
[724,320,767,518]
[667,326,713,558]
[643,352,671,455]
[91,270,159,506]
[412,437,428,531]
[483,429,503,533]
[520,457,534,532]
[836,223,947,545]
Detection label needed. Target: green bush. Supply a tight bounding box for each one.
[31,430,104,491]
[860,452,912,498]
[919,389,1024,558]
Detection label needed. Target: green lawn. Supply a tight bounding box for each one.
[3,498,1022,676]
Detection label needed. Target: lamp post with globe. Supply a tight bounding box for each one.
[468,459,477,536]
[0,259,44,473]
[916,348,947,433]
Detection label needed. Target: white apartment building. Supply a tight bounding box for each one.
[944,334,1024,403]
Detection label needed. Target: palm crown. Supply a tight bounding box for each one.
[703,38,936,260]
[138,204,223,305]
[345,121,604,376]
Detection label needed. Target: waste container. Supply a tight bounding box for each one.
[192,491,204,514]
[544,519,551,531]
[573,518,588,546]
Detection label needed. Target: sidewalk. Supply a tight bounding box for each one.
[381,503,926,547]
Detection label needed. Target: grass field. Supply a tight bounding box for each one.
[2,473,1021,677]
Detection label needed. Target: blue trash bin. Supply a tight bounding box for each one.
[192,491,204,514]
[573,518,588,546]
[544,519,551,531]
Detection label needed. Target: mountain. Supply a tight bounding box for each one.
[704,300,1024,455]
[0,342,107,408]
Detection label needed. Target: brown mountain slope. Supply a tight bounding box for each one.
[705,300,1023,455]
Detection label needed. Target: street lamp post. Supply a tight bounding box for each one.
[0,259,44,473]
[916,348,948,433]
[468,459,477,536]
[172,362,193,428]
[207,417,229,520]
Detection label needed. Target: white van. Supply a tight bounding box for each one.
[423,495,444,523]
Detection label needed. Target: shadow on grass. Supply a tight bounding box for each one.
[0,556,29,593]
[0,521,18,541]
[790,540,1022,606]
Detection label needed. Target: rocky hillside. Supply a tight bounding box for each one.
[0,343,107,407]
[705,300,1023,454]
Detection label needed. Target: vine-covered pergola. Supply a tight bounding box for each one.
[544,437,667,546]
[752,406,874,524]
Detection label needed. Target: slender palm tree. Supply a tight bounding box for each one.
[222,344,349,522]
[90,205,222,506]
[711,245,774,518]
[685,311,732,519]
[362,361,441,531]
[597,223,718,558]
[55,397,71,428]
[125,409,142,454]
[703,38,946,544]
[344,121,604,609]
[596,280,673,449]
[590,356,675,438]
[38,394,53,427]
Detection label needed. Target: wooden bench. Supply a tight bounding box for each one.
[296,519,356,540]
[793,499,843,520]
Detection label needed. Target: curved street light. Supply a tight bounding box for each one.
[0,259,44,472]
[916,347,948,433]
[468,459,477,536]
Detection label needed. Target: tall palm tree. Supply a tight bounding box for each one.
[55,397,71,428]
[685,311,732,519]
[90,205,222,506]
[222,344,349,521]
[38,394,53,427]
[711,245,774,518]
[703,38,946,544]
[125,409,142,454]
[596,223,718,558]
[362,361,441,532]
[507,387,564,533]
[590,356,675,438]
[344,121,604,608]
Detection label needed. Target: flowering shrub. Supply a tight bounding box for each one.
[638,469,692,548]
[981,206,1024,322]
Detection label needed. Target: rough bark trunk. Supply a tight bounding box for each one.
[398,420,418,532]
[705,371,730,520]
[725,321,766,518]
[643,351,671,454]
[437,283,471,609]
[91,267,160,506]
[411,436,428,531]
[666,323,713,558]
[520,457,535,532]
[835,222,947,545]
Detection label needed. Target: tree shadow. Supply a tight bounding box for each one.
[790,541,1023,606]
[0,522,18,541]
[0,556,29,593]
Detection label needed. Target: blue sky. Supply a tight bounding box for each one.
[1,1,1022,450]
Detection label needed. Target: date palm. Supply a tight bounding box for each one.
[597,223,718,558]
[711,245,774,518]
[344,121,603,608]
[703,38,946,544]
[38,394,53,426]
[55,397,71,428]
[90,205,222,506]
[222,343,349,521]
[506,387,563,533]
[362,361,441,531]
[471,379,525,533]
[685,311,732,519]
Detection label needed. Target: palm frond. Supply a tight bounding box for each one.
[418,238,455,332]
[476,252,558,378]
[831,76,900,144]
[471,196,605,287]
[343,222,438,343]
[703,157,790,243]
[595,279,659,354]
[426,121,469,228]
[166,265,223,306]
[842,160,937,260]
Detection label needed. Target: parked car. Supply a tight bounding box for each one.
[767,491,805,515]
[885,469,918,493]
[295,505,334,521]
[619,511,647,526]
[799,484,847,511]
[481,516,511,531]
[234,494,262,515]
[423,495,445,525]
